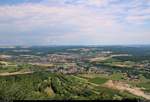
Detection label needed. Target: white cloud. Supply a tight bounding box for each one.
[0,0,150,45]
[0,3,120,32]
[85,0,108,6]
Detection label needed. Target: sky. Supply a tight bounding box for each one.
[0,0,150,46]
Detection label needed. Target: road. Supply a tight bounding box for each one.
[0,71,33,76]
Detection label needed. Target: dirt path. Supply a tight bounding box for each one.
[0,71,33,76]
[103,80,150,100]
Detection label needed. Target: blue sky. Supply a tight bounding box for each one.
[0,0,150,45]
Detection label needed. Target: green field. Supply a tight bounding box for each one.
[136,82,150,92]
[89,77,108,84]
[0,72,141,100]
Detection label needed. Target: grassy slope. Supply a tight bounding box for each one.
[0,72,141,100]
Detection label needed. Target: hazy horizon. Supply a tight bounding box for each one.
[0,44,150,47]
[0,0,150,46]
